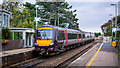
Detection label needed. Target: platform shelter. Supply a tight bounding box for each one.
[10,28,35,47]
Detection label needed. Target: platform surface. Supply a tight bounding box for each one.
[0,47,34,57]
[69,43,118,67]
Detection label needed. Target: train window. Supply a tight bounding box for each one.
[37,30,53,40]
[83,34,85,38]
[79,34,81,38]
[87,36,89,38]
[57,31,65,40]
[68,33,77,39]
[68,33,71,39]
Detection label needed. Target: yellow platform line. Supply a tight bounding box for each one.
[69,43,99,66]
[86,43,103,68]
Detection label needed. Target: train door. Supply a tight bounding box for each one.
[56,29,65,51]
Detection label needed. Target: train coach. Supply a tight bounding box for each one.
[35,25,95,55]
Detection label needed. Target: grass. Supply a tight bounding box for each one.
[115,45,119,50]
[109,43,112,45]
[119,52,120,58]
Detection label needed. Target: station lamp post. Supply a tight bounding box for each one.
[35,5,39,29]
[111,3,118,47]
[109,14,114,42]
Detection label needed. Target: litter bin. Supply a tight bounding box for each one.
[112,41,115,47]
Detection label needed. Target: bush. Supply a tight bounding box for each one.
[2,27,12,39]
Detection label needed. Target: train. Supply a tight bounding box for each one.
[34,25,95,55]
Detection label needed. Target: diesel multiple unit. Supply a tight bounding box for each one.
[35,25,95,55]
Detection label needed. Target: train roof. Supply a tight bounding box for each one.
[37,25,94,34]
[38,25,81,32]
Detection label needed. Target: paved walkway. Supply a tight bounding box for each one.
[0,47,34,57]
[68,43,118,67]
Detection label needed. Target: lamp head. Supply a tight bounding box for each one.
[111,4,117,6]
[35,5,39,8]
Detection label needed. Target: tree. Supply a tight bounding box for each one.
[95,32,101,37]
[101,15,120,36]
[2,2,79,30]
[2,2,36,29]
[9,7,35,29]
[2,2,20,12]
[2,27,12,39]
[25,2,79,29]
[101,20,112,36]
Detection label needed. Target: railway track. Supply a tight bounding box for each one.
[55,42,96,68]
[8,40,99,68]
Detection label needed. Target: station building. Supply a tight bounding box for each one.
[0,9,34,50]
[0,9,10,28]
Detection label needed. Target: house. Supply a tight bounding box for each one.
[0,9,11,28]
[0,9,35,50]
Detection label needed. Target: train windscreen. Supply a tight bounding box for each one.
[37,29,53,40]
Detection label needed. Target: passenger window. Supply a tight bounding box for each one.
[57,31,65,40]
[68,33,77,39]
[83,34,85,38]
[79,34,81,38]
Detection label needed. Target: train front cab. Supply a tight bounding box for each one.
[35,26,56,55]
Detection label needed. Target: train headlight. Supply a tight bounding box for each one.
[35,42,38,46]
[50,42,54,46]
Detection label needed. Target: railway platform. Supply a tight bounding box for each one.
[0,47,34,57]
[0,47,35,67]
[68,42,118,67]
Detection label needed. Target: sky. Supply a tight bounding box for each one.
[0,0,120,33]
[68,2,116,33]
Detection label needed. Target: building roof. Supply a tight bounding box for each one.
[9,28,35,33]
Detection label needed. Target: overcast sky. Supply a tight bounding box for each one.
[0,0,120,33]
[68,2,116,33]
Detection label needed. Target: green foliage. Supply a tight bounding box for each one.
[95,32,101,37]
[101,15,120,36]
[101,20,112,36]
[117,15,120,27]
[119,52,120,58]
[2,2,79,30]
[14,32,23,39]
[2,2,36,30]
[9,7,36,29]
[2,27,12,39]
[2,2,20,12]
[25,2,79,29]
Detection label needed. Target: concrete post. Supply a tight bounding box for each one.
[2,13,3,27]
[31,34,33,47]
[23,31,26,47]
[13,32,14,40]
[27,33,29,47]
[8,14,10,28]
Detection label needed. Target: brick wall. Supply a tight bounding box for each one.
[2,40,24,51]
